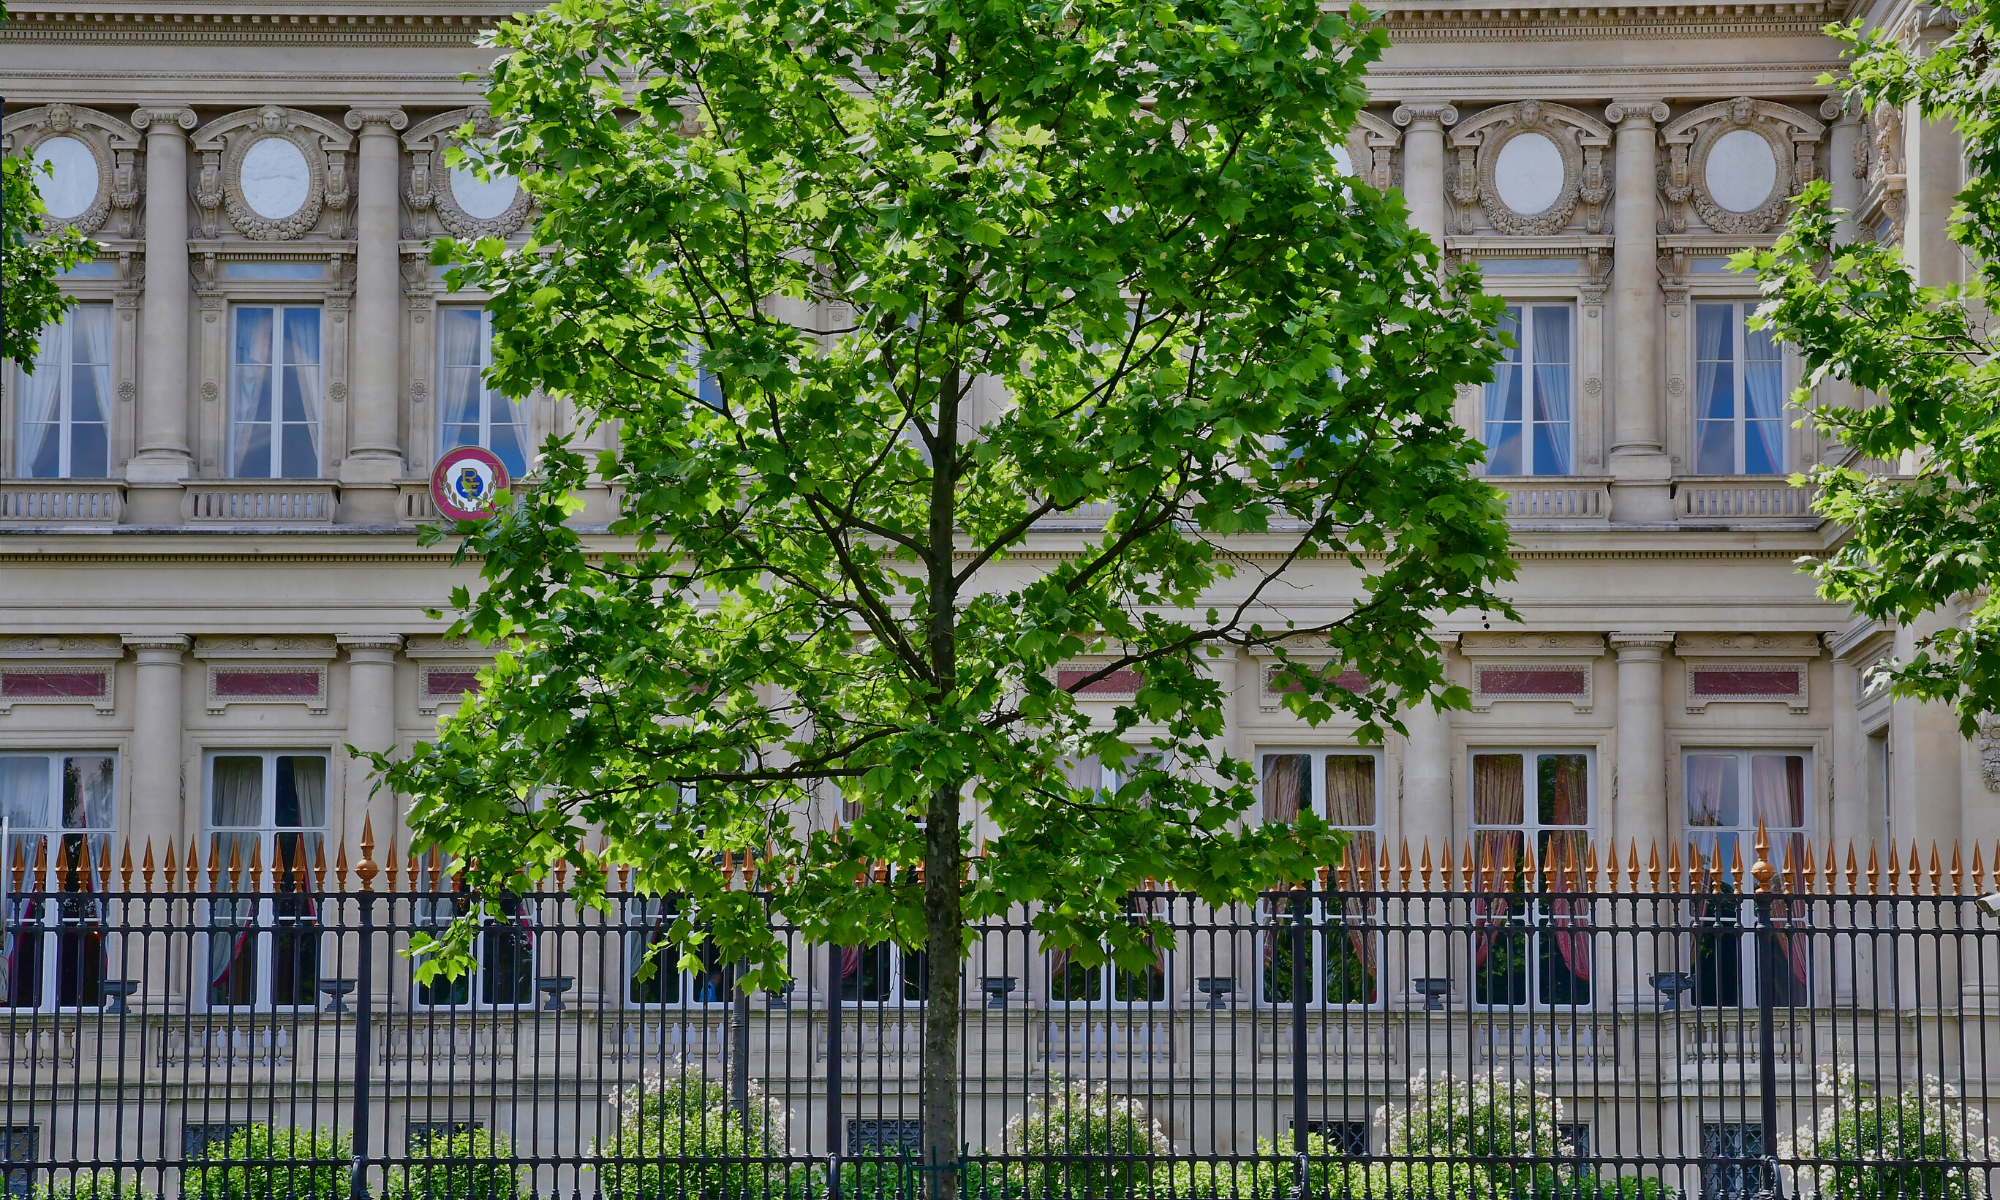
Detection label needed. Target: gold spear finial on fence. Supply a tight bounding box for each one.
[356,813,379,890]
[142,840,156,893]
[384,837,400,892]
[1751,822,1774,894]
[1975,843,1987,895]
[1953,841,1965,895]
[1420,839,1434,892]
[1927,842,1942,895]
[118,841,131,893]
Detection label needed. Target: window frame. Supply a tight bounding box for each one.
[14,302,112,480]
[436,305,531,479]
[198,750,330,1013]
[409,878,538,1012]
[1255,746,1385,1010]
[1467,747,1596,1011]
[1691,299,1788,476]
[1483,301,1576,478]
[0,751,118,1013]
[1680,749,1814,1008]
[227,304,325,480]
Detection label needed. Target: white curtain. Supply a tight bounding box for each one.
[230,308,274,477]
[1531,306,1572,475]
[437,307,485,448]
[1483,308,1524,473]
[208,758,263,989]
[1686,755,1729,828]
[1750,754,1804,829]
[0,758,50,829]
[1744,324,1785,472]
[283,310,323,474]
[1694,304,1735,473]
[14,326,63,477]
[289,756,326,865]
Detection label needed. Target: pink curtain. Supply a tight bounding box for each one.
[1261,754,1307,823]
[1752,755,1811,996]
[1471,755,1524,967]
[1543,755,1591,981]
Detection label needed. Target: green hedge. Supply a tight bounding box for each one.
[183,1125,352,1200]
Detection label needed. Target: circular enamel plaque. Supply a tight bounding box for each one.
[431,445,512,520]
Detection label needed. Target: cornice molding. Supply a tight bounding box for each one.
[1375,2,1840,40]
[0,11,506,45]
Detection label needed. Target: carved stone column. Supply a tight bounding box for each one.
[1604,100,1673,523]
[1609,632,1673,859]
[127,107,197,521]
[338,634,403,857]
[340,108,409,523]
[122,634,190,870]
[1391,102,1458,246]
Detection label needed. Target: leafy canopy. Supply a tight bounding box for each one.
[382,0,1515,985]
[1749,2,2000,733]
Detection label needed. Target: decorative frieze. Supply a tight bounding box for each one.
[1054,661,1143,701]
[190,105,354,241]
[0,636,122,716]
[1674,631,1819,714]
[1458,632,1603,713]
[194,635,336,715]
[1660,98,1825,237]
[1259,662,1368,710]
[407,635,492,715]
[0,104,141,238]
[1447,100,1612,237]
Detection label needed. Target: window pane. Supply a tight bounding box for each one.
[1686,755,1736,828]
[1323,756,1374,827]
[67,421,107,480]
[59,757,113,830]
[1529,304,1572,475]
[0,759,52,829]
[231,308,276,479]
[1484,308,1524,473]
[1537,754,1588,825]
[211,757,264,828]
[1260,754,1310,823]
[1749,754,1807,829]
[1471,754,1525,825]
[16,319,66,478]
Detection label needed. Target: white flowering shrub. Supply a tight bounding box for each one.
[593,1072,791,1200]
[1001,1080,1173,1199]
[1784,1067,1999,1200]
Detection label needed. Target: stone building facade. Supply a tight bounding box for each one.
[0,0,1992,1170]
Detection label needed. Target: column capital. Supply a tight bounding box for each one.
[1604,99,1668,128]
[1392,101,1458,130]
[1609,632,1675,657]
[344,107,409,135]
[131,106,196,133]
[1822,93,1861,125]
[122,633,192,656]
[339,633,406,657]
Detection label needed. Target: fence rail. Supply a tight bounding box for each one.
[7,825,2000,1199]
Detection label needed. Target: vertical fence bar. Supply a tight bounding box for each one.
[348,889,374,1200]
[1290,883,1308,1191]
[827,939,843,1200]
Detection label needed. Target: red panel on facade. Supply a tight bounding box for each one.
[427,670,482,696]
[214,669,321,697]
[1690,667,1801,696]
[0,671,106,698]
[1266,667,1370,694]
[1057,667,1145,695]
[1481,667,1589,696]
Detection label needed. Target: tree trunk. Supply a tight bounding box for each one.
[922,781,963,1200]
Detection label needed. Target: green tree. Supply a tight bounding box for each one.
[378,0,1516,1189]
[1748,2,2000,731]
[2,105,97,362]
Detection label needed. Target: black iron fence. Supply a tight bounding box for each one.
[6,830,2000,1199]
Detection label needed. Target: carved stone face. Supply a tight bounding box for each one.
[259,105,285,133]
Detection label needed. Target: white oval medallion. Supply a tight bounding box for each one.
[240,137,311,220]
[1332,143,1353,176]
[1705,128,1778,212]
[33,137,99,220]
[1493,132,1565,215]
[451,165,520,220]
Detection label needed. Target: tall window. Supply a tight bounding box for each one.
[1471,751,1592,1007]
[840,942,928,1004]
[15,303,111,479]
[229,306,322,479]
[1259,749,1380,1006]
[0,753,114,1010]
[625,897,737,1006]
[1484,304,1573,476]
[413,891,535,1009]
[1048,754,1164,1005]
[437,308,529,478]
[1684,752,1811,1006]
[204,753,326,1009]
[1694,302,1785,475]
